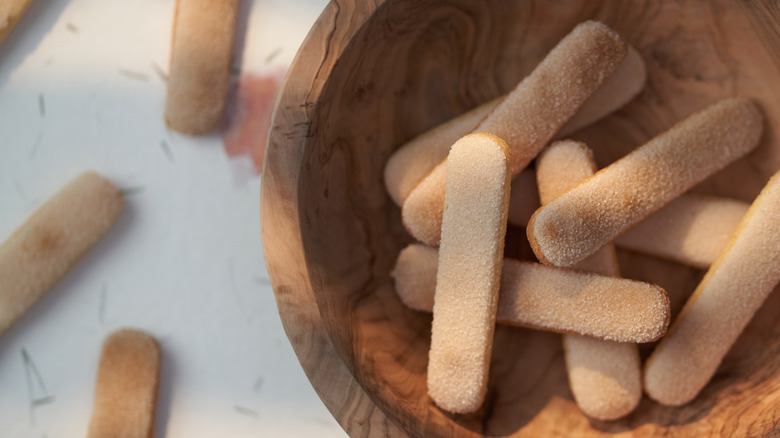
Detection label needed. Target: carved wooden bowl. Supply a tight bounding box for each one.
[261,0,780,436]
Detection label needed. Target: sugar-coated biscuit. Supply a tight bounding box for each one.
[88,329,161,438]
[535,141,620,275]
[384,46,645,207]
[536,140,640,421]
[615,194,749,269]
[427,133,511,413]
[384,99,498,206]
[509,190,751,270]
[528,98,763,267]
[0,172,123,337]
[165,0,238,135]
[558,46,645,135]
[393,244,670,343]
[402,21,628,246]
[563,337,641,421]
[644,170,780,406]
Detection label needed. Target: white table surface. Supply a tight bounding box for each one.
[0,0,347,436]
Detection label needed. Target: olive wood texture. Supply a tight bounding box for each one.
[261,0,780,436]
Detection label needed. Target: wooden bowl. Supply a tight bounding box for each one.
[261,0,780,436]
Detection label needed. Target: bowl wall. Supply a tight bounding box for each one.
[267,0,780,436]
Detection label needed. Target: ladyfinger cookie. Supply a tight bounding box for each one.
[0,172,123,336]
[536,141,620,275]
[509,191,751,269]
[0,0,35,45]
[165,0,238,135]
[384,98,498,206]
[384,46,645,207]
[402,21,628,246]
[528,98,763,267]
[560,46,646,135]
[563,337,640,421]
[427,133,511,413]
[393,244,670,344]
[615,194,749,269]
[88,329,161,438]
[536,140,640,421]
[644,170,780,406]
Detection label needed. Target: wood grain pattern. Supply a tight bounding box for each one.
[262,0,780,436]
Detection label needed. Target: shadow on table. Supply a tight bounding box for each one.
[154,335,176,438]
[0,0,71,88]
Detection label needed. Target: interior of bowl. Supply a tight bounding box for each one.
[294,0,780,436]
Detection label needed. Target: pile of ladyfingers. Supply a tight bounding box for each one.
[385,20,776,421]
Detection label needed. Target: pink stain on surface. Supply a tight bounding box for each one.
[222,69,285,173]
